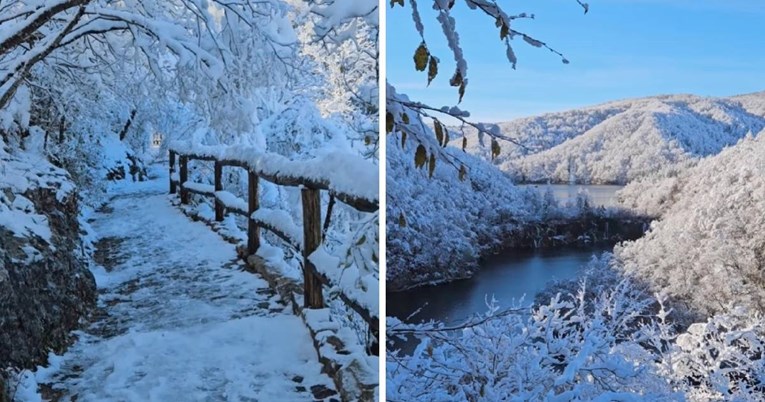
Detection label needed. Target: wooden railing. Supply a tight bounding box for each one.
[168,143,379,353]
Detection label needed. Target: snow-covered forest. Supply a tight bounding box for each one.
[389,132,765,401]
[453,92,765,184]
[5,0,765,400]
[1,0,379,400]
[386,1,765,400]
[616,133,765,319]
[387,123,617,290]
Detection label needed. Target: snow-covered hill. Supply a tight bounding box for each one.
[732,90,765,116]
[614,132,765,318]
[386,136,537,290]
[451,92,765,184]
[386,136,622,290]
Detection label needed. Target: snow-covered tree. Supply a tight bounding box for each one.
[2,0,380,348]
[615,133,765,319]
[389,259,765,401]
[388,278,678,401]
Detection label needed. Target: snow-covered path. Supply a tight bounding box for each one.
[26,174,337,402]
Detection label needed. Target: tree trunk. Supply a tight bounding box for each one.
[58,117,66,144]
[118,109,137,141]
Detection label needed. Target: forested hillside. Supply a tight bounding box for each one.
[387,134,536,290]
[452,92,765,184]
[615,133,765,318]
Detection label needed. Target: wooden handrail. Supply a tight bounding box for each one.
[170,143,378,213]
[168,147,379,355]
[169,151,177,194]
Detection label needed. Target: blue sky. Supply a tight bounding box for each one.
[387,0,765,122]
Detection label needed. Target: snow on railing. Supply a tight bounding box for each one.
[169,141,378,212]
[214,191,248,215]
[250,208,303,251]
[168,142,379,354]
[181,182,214,195]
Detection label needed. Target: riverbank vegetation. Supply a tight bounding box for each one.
[387,130,649,291]
[389,268,765,401]
[616,133,765,319]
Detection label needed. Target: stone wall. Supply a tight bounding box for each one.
[0,167,97,369]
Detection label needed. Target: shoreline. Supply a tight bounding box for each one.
[387,213,654,293]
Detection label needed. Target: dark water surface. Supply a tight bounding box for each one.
[387,246,612,326]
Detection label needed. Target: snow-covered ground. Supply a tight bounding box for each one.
[16,170,336,402]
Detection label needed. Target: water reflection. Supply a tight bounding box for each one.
[520,184,624,208]
[388,246,611,328]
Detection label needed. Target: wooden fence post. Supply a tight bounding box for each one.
[214,161,224,221]
[169,150,176,194]
[301,188,324,309]
[180,155,189,204]
[247,170,260,254]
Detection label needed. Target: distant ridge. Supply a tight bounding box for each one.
[450,91,765,184]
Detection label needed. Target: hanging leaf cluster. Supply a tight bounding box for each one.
[496,17,510,40]
[427,56,439,85]
[433,120,449,147]
[388,110,412,149]
[413,145,438,178]
[490,138,501,161]
[413,42,440,86]
[449,70,466,103]
[414,144,427,167]
[414,42,429,71]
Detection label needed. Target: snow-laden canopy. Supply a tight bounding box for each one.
[0,0,380,381]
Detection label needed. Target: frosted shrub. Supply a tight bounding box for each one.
[388,280,680,401]
[389,275,765,401]
[662,309,765,401]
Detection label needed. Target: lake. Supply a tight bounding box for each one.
[387,246,612,350]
